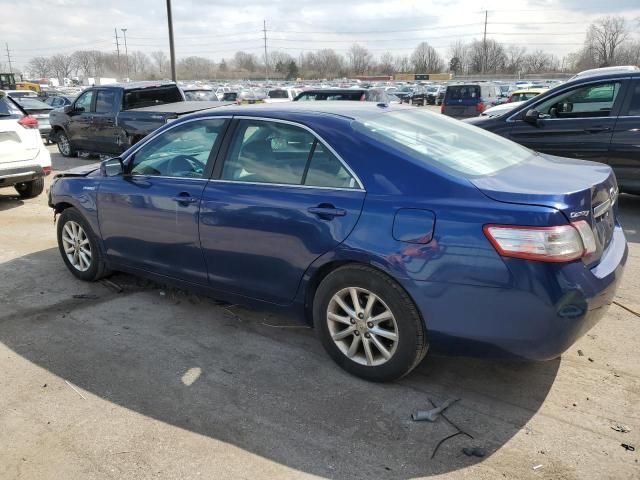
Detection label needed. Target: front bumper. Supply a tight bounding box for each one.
[406,224,628,360]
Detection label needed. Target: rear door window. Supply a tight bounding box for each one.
[622,82,640,116]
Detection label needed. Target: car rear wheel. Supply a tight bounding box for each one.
[57,208,110,281]
[56,131,77,157]
[15,177,44,199]
[313,264,428,382]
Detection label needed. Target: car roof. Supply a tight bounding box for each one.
[511,87,549,94]
[188,101,410,122]
[94,81,178,91]
[300,88,367,93]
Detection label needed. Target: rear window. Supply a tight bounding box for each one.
[295,91,364,101]
[446,85,480,100]
[123,85,183,110]
[15,98,53,110]
[0,96,24,117]
[268,90,289,99]
[353,109,535,177]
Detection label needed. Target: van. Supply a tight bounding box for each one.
[441,83,501,119]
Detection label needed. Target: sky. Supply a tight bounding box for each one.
[2,0,639,70]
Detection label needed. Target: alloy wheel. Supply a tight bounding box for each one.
[61,221,92,272]
[58,133,70,155]
[326,287,399,366]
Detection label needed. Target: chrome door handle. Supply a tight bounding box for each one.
[308,206,346,218]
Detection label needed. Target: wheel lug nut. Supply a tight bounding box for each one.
[365,332,371,339]
[354,330,360,336]
[367,322,373,328]
[350,318,355,324]
[357,313,364,319]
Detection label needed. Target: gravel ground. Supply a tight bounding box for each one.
[0,144,638,480]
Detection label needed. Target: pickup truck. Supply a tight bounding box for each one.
[49,81,229,157]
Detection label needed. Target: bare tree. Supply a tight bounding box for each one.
[27,56,50,78]
[468,39,506,73]
[410,42,444,73]
[49,54,74,83]
[504,45,527,74]
[394,55,411,73]
[521,50,558,73]
[586,16,628,66]
[347,44,373,75]
[129,51,152,79]
[312,49,344,78]
[178,56,216,79]
[233,51,260,72]
[377,52,396,75]
[71,51,94,78]
[150,51,168,77]
[448,40,469,74]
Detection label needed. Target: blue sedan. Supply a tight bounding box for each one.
[49,103,627,381]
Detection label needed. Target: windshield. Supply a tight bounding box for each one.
[353,109,535,177]
[295,91,364,101]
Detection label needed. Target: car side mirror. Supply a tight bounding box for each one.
[523,109,542,126]
[100,158,124,177]
[63,105,73,114]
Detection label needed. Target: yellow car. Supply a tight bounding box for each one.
[507,87,548,103]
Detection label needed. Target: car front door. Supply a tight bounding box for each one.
[66,89,95,150]
[91,89,120,154]
[608,79,640,193]
[506,80,626,163]
[199,118,366,305]
[97,117,229,284]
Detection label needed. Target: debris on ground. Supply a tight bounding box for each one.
[462,447,485,457]
[100,278,123,293]
[64,380,86,400]
[613,300,640,318]
[611,424,631,433]
[72,294,99,300]
[159,291,166,297]
[261,322,311,328]
[532,464,544,470]
[412,398,459,422]
[588,357,594,362]
[621,444,635,452]
[424,398,474,459]
[577,349,584,356]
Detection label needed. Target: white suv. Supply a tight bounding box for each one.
[0,91,51,198]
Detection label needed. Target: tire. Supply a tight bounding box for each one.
[56,130,77,157]
[15,177,44,199]
[56,207,110,281]
[313,264,428,382]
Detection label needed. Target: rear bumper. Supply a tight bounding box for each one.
[0,164,47,186]
[406,224,628,360]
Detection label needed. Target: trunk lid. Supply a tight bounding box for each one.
[471,154,618,264]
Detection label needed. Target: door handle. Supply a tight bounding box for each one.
[584,126,611,134]
[172,193,198,205]
[308,205,347,219]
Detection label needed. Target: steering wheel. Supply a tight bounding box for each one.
[167,154,205,176]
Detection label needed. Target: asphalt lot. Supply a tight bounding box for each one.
[0,144,639,480]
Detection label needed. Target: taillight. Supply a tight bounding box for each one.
[18,115,38,129]
[42,166,52,175]
[475,102,485,113]
[440,103,444,113]
[483,221,596,263]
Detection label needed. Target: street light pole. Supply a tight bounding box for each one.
[121,28,129,80]
[166,0,177,82]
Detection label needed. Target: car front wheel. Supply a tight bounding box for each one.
[314,264,428,382]
[56,131,77,157]
[57,207,110,281]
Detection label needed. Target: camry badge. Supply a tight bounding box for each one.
[570,210,589,218]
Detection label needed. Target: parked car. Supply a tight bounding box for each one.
[238,89,262,104]
[441,83,502,118]
[49,102,626,381]
[392,85,414,102]
[49,81,223,157]
[480,101,525,117]
[221,92,239,103]
[182,88,219,101]
[4,89,38,99]
[44,95,77,109]
[263,88,302,103]
[0,91,51,198]
[507,87,548,103]
[570,65,639,81]
[294,88,392,102]
[13,97,54,142]
[426,85,446,105]
[466,70,640,194]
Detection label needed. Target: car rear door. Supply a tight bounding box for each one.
[97,117,229,285]
[91,88,121,154]
[506,79,625,162]
[608,78,640,193]
[199,117,366,305]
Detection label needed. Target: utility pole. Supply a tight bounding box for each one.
[482,10,488,74]
[263,20,268,81]
[5,43,13,73]
[114,28,121,79]
[166,0,177,82]
[121,28,129,80]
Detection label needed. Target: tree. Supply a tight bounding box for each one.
[410,42,444,73]
[347,44,373,75]
[310,49,344,78]
[71,51,94,77]
[27,56,50,78]
[233,51,259,72]
[448,40,468,74]
[521,50,557,73]
[150,51,168,77]
[468,39,506,73]
[377,52,396,75]
[49,54,74,83]
[504,45,526,74]
[585,16,629,67]
[129,51,151,79]
[218,59,228,72]
[286,60,299,80]
[394,55,411,73]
